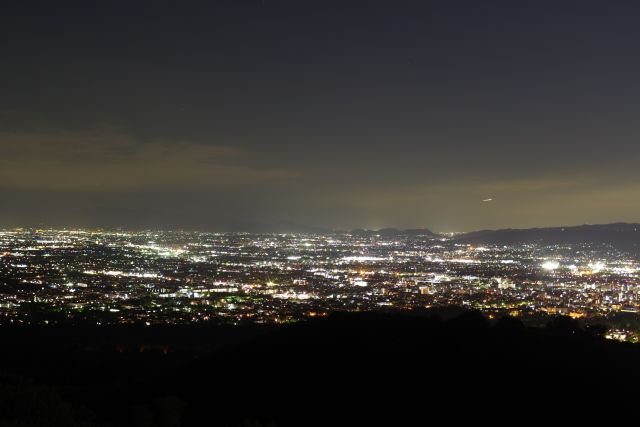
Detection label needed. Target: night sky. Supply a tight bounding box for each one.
[2,0,639,231]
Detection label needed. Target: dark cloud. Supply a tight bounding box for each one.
[1,0,639,230]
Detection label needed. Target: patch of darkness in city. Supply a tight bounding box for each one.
[2,1,640,426]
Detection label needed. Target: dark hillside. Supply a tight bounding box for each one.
[0,311,638,426]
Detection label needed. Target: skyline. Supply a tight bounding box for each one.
[1,220,640,235]
[2,0,639,231]
[2,227,639,328]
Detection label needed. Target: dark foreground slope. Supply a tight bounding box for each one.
[0,311,639,426]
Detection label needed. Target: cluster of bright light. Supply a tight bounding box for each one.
[541,260,560,271]
[588,262,606,273]
[353,279,368,287]
[612,266,637,275]
[83,270,160,278]
[342,256,386,262]
[449,258,479,264]
[273,292,312,300]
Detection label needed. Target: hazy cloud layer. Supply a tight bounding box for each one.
[0,130,295,191]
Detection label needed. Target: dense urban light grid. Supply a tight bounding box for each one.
[1,229,638,341]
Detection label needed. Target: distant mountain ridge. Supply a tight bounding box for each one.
[224,221,441,237]
[222,222,639,250]
[455,222,640,249]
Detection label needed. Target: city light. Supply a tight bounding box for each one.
[0,228,637,342]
